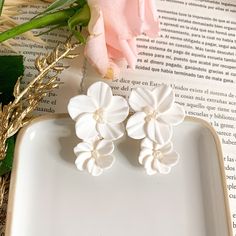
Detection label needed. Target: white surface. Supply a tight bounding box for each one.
[7,117,230,236]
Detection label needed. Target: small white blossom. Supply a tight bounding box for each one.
[68,81,129,141]
[139,138,179,175]
[126,84,185,144]
[74,139,115,176]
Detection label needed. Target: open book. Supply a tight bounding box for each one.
[0,0,236,234]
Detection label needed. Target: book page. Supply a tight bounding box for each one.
[83,0,236,233]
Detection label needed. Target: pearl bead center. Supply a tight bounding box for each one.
[93,108,105,123]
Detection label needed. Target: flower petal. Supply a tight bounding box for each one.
[84,5,110,76]
[74,142,93,153]
[87,158,95,173]
[146,119,172,144]
[159,142,173,154]
[161,151,179,167]
[87,82,112,108]
[126,112,146,139]
[86,0,159,77]
[139,147,152,165]
[140,0,160,37]
[75,152,92,171]
[129,87,155,112]
[75,113,98,140]
[159,103,185,125]
[105,96,129,123]
[153,159,171,174]
[91,165,103,176]
[96,140,114,155]
[96,155,115,169]
[141,138,156,149]
[97,123,124,140]
[152,85,174,113]
[119,39,137,69]
[87,158,103,176]
[143,156,156,175]
[104,61,120,80]
[68,95,96,120]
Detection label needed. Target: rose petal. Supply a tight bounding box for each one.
[84,5,110,76]
[119,39,137,69]
[104,62,120,80]
[105,96,129,123]
[68,95,97,120]
[126,112,146,139]
[75,113,98,140]
[161,151,179,167]
[146,119,172,144]
[87,3,103,35]
[152,85,174,113]
[86,0,159,77]
[97,123,124,140]
[140,0,160,37]
[87,82,113,108]
[96,155,115,169]
[96,140,114,155]
[159,103,185,125]
[75,152,92,171]
[129,88,155,112]
[107,44,124,59]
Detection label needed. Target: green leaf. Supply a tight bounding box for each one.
[68,3,90,30]
[36,22,68,36]
[44,0,77,13]
[35,0,79,18]
[0,137,15,176]
[72,30,86,43]
[0,55,24,105]
[0,0,5,16]
[68,3,90,44]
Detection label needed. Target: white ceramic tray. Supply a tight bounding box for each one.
[6,115,233,236]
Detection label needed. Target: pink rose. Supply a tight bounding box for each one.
[84,0,159,79]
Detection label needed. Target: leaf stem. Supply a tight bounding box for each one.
[0,0,5,16]
[0,6,80,43]
[13,41,78,106]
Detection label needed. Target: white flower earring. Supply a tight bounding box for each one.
[126,84,185,175]
[74,139,115,176]
[68,81,129,176]
[139,139,179,175]
[68,82,184,176]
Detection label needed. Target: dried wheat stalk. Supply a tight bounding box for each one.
[0,38,79,161]
[0,0,50,50]
[0,173,10,207]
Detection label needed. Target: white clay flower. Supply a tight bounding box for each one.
[68,82,129,141]
[74,139,115,176]
[139,138,179,175]
[126,84,185,144]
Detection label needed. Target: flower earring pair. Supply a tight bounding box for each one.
[68,81,185,176]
